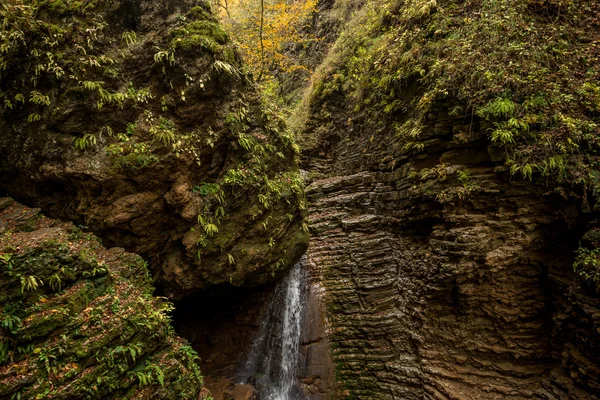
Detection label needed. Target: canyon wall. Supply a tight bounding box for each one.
[298,0,600,397]
[303,115,599,398]
[0,0,310,397]
[2,0,600,398]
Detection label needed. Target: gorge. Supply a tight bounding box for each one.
[1,0,600,399]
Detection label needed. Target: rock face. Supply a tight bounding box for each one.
[0,198,205,399]
[0,0,308,299]
[297,0,600,398]
[304,147,600,398]
[299,273,335,399]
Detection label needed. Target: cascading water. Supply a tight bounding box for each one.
[238,258,306,399]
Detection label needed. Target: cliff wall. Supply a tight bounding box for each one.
[298,0,600,397]
[0,0,308,299]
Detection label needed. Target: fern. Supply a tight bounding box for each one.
[20,275,41,293]
[238,134,254,151]
[204,223,219,237]
[29,91,50,106]
[477,97,517,118]
[121,31,137,47]
[213,60,239,77]
[490,126,516,144]
[154,49,176,74]
[49,273,62,291]
[73,134,97,150]
[149,117,176,144]
[1,314,21,333]
[215,206,225,219]
[149,127,175,144]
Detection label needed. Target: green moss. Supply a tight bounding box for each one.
[218,46,238,63]
[304,0,600,190]
[171,20,230,53]
[115,152,159,170]
[188,4,216,23]
[0,201,203,399]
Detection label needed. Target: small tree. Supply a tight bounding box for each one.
[213,0,318,87]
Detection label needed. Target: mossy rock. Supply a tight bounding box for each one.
[298,0,600,192]
[0,198,206,399]
[171,20,230,53]
[0,0,309,299]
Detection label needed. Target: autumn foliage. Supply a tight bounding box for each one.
[211,0,318,86]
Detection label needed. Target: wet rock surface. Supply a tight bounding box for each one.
[299,267,335,399]
[203,377,258,400]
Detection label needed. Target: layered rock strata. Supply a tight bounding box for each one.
[303,107,600,399]
[298,0,600,397]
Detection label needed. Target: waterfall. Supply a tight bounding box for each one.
[238,259,306,399]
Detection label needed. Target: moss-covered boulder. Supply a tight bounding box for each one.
[0,197,206,399]
[0,0,308,299]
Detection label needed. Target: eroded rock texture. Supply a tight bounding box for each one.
[0,198,205,399]
[303,106,600,399]
[299,272,335,399]
[0,0,308,299]
[298,0,600,397]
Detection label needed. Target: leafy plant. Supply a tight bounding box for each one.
[204,222,219,237]
[73,134,97,150]
[1,314,21,334]
[20,275,42,293]
[0,253,13,270]
[213,60,239,77]
[29,91,51,106]
[153,49,176,74]
[574,247,600,289]
[122,31,137,47]
[192,183,221,196]
[149,117,176,144]
[27,113,41,123]
[477,97,517,119]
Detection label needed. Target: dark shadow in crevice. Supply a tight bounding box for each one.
[171,282,277,378]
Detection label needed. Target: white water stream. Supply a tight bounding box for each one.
[238,259,306,399]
